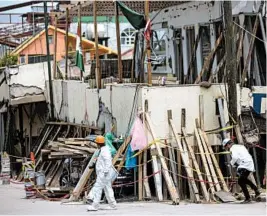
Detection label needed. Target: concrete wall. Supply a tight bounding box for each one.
[141,85,230,146]
[48,81,265,144]
[50,81,142,136]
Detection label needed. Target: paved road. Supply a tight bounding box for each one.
[0,185,266,215]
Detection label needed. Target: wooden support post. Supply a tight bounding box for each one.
[143,148,151,199]
[195,119,215,195]
[53,15,58,79]
[144,121,163,201]
[65,8,69,80]
[199,95,204,130]
[78,2,83,81]
[186,26,201,84]
[146,113,179,204]
[236,15,245,70]
[167,110,179,195]
[115,1,123,83]
[131,33,138,83]
[241,14,259,87]
[223,0,238,123]
[145,0,152,86]
[201,130,229,192]
[194,33,223,84]
[169,118,200,203]
[182,127,209,201]
[138,153,143,201]
[198,127,221,192]
[208,55,226,83]
[93,0,101,89]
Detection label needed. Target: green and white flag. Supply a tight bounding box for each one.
[75,18,84,72]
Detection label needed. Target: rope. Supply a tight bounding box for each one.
[233,21,265,43]
[112,170,161,188]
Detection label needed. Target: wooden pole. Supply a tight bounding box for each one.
[65,8,69,80]
[223,0,238,123]
[53,15,58,79]
[93,0,101,89]
[78,2,83,81]
[44,1,55,120]
[145,0,152,85]
[115,1,123,83]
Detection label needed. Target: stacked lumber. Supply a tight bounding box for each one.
[135,110,232,204]
[41,138,97,160]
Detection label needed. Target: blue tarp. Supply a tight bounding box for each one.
[125,145,137,170]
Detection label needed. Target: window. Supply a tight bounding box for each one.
[28,55,54,64]
[121,28,136,45]
[48,35,53,44]
[19,55,25,64]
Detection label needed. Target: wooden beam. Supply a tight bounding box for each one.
[194,33,223,84]
[241,15,259,87]
[146,113,179,204]
[169,118,200,203]
[186,26,202,84]
[138,153,143,201]
[167,110,179,195]
[93,0,101,89]
[144,120,163,201]
[115,1,123,83]
[53,15,58,79]
[198,128,221,192]
[182,127,209,201]
[65,8,69,80]
[145,0,152,86]
[201,130,229,192]
[194,119,215,195]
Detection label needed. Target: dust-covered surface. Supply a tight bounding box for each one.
[0,185,266,215]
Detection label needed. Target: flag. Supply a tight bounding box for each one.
[144,19,152,41]
[75,18,84,72]
[116,1,146,30]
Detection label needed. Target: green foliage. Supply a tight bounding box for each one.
[0,54,18,67]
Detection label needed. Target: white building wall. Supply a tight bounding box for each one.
[70,22,135,53]
[151,0,262,75]
[48,81,267,143]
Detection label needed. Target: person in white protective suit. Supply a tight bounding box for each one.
[87,135,117,211]
[222,138,261,203]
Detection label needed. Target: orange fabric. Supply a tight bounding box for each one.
[30,152,35,164]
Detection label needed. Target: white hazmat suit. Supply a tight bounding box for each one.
[87,145,117,211]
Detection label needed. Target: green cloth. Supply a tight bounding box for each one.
[75,17,84,72]
[105,133,117,157]
[116,1,146,30]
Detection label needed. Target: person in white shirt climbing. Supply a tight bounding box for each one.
[222,138,261,203]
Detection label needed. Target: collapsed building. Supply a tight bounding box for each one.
[0,0,266,204]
